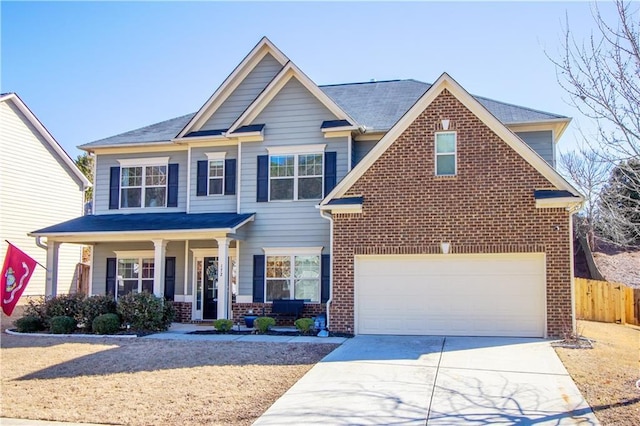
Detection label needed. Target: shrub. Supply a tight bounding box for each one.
[213,319,233,332]
[14,315,45,333]
[81,295,117,331]
[117,292,174,331]
[295,318,315,335]
[25,294,86,327]
[50,316,77,334]
[254,316,275,334]
[92,313,121,335]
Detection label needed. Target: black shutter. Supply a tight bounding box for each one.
[106,258,117,297]
[167,164,179,207]
[197,160,208,196]
[321,254,330,303]
[256,155,269,202]
[224,159,236,195]
[109,167,120,209]
[324,152,337,197]
[252,255,265,303]
[164,257,176,301]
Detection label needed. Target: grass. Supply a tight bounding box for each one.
[555,320,640,426]
[1,307,338,425]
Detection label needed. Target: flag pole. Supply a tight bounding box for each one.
[4,240,47,270]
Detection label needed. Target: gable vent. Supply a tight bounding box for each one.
[435,120,456,131]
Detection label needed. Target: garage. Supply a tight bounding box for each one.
[355,253,546,337]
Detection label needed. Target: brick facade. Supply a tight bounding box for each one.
[232,303,326,326]
[330,89,572,338]
[172,301,192,323]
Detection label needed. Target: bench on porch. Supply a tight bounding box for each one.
[271,299,305,321]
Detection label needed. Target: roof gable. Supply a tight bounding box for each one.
[176,37,289,138]
[321,73,581,206]
[0,93,91,188]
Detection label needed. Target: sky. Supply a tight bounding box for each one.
[1,1,621,160]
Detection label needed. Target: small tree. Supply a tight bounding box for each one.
[598,159,640,246]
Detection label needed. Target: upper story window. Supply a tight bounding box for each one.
[120,165,167,208]
[435,132,456,176]
[206,152,226,196]
[267,145,325,201]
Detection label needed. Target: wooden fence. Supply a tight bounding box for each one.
[575,278,640,325]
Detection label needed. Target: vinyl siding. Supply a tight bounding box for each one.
[201,53,283,131]
[353,140,378,166]
[188,146,238,213]
[93,150,188,214]
[0,100,85,296]
[237,78,348,296]
[516,131,555,168]
[91,241,185,295]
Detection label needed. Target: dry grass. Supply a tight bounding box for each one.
[555,320,640,425]
[1,309,338,425]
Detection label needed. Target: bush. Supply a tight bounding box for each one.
[14,315,45,333]
[24,294,86,327]
[92,313,121,335]
[81,295,117,331]
[213,319,234,332]
[117,292,174,331]
[50,316,77,334]
[295,318,315,335]
[254,316,275,334]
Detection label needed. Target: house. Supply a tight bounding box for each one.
[1,93,91,297]
[31,38,583,337]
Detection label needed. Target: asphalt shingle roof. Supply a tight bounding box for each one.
[80,80,567,149]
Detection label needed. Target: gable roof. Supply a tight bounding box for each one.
[227,61,355,134]
[320,73,582,207]
[176,37,289,138]
[1,93,91,188]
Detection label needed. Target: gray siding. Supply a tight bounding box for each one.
[516,131,555,168]
[91,241,185,295]
[189,146,238,213]
[94,150,188,214]
[237,78,348,296]
[202,53,283,131]
[353,140,378,166]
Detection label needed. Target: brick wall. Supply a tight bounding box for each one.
[173,302,192,323]
[232,303,326,326]
[331,89,572,337]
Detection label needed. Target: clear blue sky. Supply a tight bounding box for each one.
[1,1,617,159]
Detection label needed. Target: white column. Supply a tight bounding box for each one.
[45,241,60,297]
[216,237,230,319]
[152,239,167,298]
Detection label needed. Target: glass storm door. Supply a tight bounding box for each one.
[202,257,218,320]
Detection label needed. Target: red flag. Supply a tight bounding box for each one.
[1,243,38,316]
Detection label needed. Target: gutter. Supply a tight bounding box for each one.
[320,210,334,330]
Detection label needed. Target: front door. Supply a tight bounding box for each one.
[202,257,218,320]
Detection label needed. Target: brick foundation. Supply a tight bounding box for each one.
[232,303,326,326]
[172,301,192,323]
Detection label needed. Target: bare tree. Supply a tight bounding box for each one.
[552,0,640,246]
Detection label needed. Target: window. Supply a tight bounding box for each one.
[208,160,224,195]
[266,255,320,302]
[121,165,167,208]
[435,132,456,176]
[269,153,323,201]
[117,257,154,297]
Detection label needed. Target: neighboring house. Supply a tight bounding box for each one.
[1,93,90,297]
[31,38,583,337]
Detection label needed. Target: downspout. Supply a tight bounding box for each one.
[320,210,334,329]
[35,236,48,250]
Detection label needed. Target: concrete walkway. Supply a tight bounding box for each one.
[254,335,599,425]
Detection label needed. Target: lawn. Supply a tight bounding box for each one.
[554,320,640,426]
[1,309,338,425]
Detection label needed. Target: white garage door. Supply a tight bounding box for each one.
[355,253,546,337]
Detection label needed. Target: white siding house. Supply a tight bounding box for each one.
[0,93,90,296]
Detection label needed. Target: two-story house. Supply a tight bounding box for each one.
[32,37,582,337]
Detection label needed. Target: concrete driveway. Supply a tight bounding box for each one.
[254,336,599,425]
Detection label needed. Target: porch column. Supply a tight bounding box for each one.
[45,241,60,297]
[152,239,167,298]
[216,237,230,319]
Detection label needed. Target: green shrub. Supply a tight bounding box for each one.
[14,315,45,333]
[50,316,77,334]
[25,294,86,327]
[92,313,121,335]
[294,318,315,335]
[213,319,234,332]
[116,292,174,331]
[254,316,275,334]
[81,295,117,331]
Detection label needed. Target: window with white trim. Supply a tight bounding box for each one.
[121,165,167,208]
[117,257,154,297]
[269,153,323,201]
[266,254,320,302]
[435,132,456,176]
[208,160,224,195]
